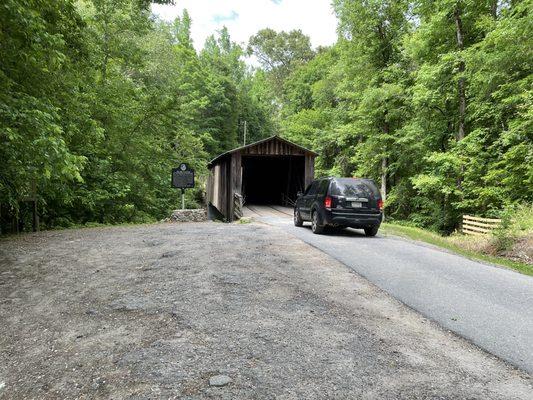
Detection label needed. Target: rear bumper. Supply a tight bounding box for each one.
[322,209,383,228]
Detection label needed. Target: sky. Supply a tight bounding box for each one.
[151,0,338,52]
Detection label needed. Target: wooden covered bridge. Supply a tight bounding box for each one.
[207,135,317,221]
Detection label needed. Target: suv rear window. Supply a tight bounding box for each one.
[318,179,330,195]
[329,178,379,198]
[305,181,319,195]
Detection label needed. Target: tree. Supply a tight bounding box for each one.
[247,28,315,96]
[333,0,411,217]
[0,0,94,226]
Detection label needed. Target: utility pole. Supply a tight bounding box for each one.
[243,120,247,146]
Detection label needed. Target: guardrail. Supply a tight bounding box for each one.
[462,215,502,235]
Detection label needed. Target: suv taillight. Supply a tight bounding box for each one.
[324,196,332,209]
[378,199,384,210]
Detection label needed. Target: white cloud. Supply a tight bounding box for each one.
[151,0,338,52]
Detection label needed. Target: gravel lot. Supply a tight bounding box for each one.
[0,222,531,399]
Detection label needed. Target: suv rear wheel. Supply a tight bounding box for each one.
[311,211,324,234]
[294,208,303,227]
[364,225,379,237]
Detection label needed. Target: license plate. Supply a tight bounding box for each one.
[351,202,362,208]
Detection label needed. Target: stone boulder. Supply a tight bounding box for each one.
[165,209,208,223]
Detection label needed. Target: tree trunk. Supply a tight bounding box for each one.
[454,5,466,142]
[454,3,466,222]
[101,3,111,83]
[381,157,387,220]
[490,0,498,19]
[381,119,389,220]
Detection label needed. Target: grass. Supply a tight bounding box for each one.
[381,222,533,276]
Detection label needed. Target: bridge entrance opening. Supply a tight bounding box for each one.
[242,156,305,206]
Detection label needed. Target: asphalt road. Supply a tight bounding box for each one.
[245,205,533,374]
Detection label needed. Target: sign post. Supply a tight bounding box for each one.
[172,163,195,210]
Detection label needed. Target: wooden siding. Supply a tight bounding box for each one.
[207,157,231,220]
[241,137,307,156]
[229,152,242,220]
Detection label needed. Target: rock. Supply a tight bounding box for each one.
[209,375,232,387]
[161,250,179,258]
[168,209,207,223]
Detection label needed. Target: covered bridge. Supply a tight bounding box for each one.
[207,135,317,221]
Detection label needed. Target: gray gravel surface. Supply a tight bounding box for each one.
[0,222,532,399]
[249,205,533,374]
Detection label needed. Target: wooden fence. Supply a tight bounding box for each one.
[462,215,502,235]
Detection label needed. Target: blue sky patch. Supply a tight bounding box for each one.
[213,10,239,23]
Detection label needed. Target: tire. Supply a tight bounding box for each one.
[294,208,303,227]
[364,225,379,237]
[311,211,324,234]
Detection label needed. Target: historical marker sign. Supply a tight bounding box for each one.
[172,163,195,189]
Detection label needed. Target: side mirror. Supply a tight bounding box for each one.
[297,191,303,198]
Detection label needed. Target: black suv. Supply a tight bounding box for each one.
[294,177,383,235]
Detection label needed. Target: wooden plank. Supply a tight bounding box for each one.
[463,218,500,227]
[225,159,232,220]
[463,228,483,236]
[206,170,213,204]
[234,152,242,195]
[229,152,243,222]
[463,223,491,233]
[464,215,502,223]
[462,224,490,233]
[462,218,500,229]
[218,160,228,219]
[211,166,218,207]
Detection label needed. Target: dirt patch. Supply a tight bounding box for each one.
[0,222,531,399]
[499,234,533,264]
[449,232,533,265]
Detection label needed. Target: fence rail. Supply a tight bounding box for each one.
[462,215,502,235]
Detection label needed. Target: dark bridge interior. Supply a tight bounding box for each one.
[242,156,305,205]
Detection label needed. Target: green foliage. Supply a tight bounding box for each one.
[274,0,532,234]
[0,0,91,211]
[2,0,531,233]
[1,0,275,230]
[492,203,533,253]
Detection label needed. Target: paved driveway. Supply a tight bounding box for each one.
[246,205,533,373]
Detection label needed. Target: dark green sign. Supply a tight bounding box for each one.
[172,163,195,188]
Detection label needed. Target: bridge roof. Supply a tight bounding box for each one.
[208,135,317,168]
